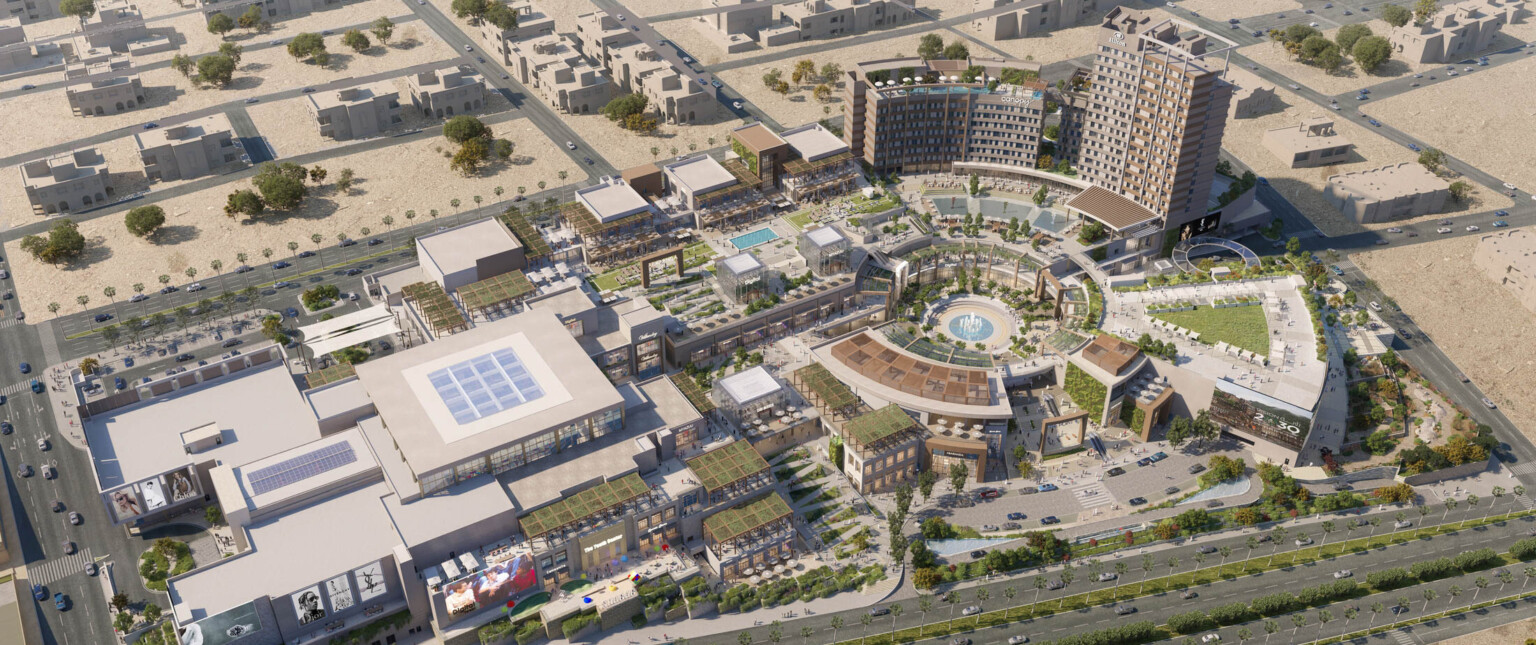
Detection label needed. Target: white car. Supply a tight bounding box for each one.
[1295,537,1313,546]
[1484,398,1497,409]
[1333,570,1353,579]
[130,293,149,303]
[1097,573,1118,582]
[566,141,577,150]
[1202,636,1222,643]
[1008,637,1030,645]
[1394,520,1413,529]
[187,283,205,292]
[1466,225,1481,232]
[961,605,981,616]
[1437,227,1453,234]
[1310,21,1320,27]
[1387,227,1403,233]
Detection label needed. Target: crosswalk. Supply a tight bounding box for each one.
[1388,627,1419,645]
[0,380,27,395]
[1518,494,1536,511]
[0,318,19,331]
[1507,462,1536,476]
[1071,481,1113,509]
[29,547,95,586]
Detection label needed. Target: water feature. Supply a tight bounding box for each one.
[730,228,780,250]
[948,311,996,342]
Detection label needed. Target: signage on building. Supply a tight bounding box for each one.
[582,533,624,554]
[1208,379,1313,451]
[1110,31,1126,45]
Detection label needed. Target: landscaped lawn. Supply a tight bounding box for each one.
[591,242,717,292]
[1152,304,1270,356]
[784,210,815,230]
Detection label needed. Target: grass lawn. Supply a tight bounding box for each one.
[784,210,816,230]
[1152,304,1271,356]
[592,242,717,292]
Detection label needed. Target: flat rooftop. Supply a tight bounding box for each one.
[1264,117,1350,154]
[664,155,737,196]
[1327,162,1449,201]
[1064,186,1160,231]
[780,123,849,162]
[234,427,378,512]
[353,309,624,478]
[417,219,522,279]
[804,225,847,249]
[715,366,780,407]
[619,376,705,436]
[380,472,516,548]
[307,80,396,110]
[576,178,651,224]
[720,252,764,277]
[732,123,786,153]
[134,113,234,150]
[85,362,321,490]
[169,482,401,622]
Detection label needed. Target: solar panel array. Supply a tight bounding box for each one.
[428,347,546,425]
[248,442,358,496]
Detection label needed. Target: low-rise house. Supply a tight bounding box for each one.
[20,148,109,214]
[307,82,402,141]
[407,68,486,119]
[135,113,245,182]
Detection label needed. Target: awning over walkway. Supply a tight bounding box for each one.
[298,305,400,358]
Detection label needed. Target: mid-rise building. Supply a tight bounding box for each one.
[770,0,918,42]
[1474,229,1536,314]
[1387,0,1524,64]
[407,67,486,119]
[63,56,144,116]
[79,0,149,51]
[479,0,555,61]
[307,81,402,141]
[696,0,776,53]
[508,34,613,115]
[134,113,245,182]
[415,218,527,292]
[20,148,109,214]
[778,123,857,201]
[1323,162,1450,224]
[0,18,66,74]
[199,0,344,23]
[577,11,712,124]
[663,154,772,228]
[3,0,61,24]
[1261,117,1353,169]
[971,0,1130,40]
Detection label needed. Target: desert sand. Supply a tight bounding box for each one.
[3,124,577,308]
[0,33,460,161]
[1174,0,1300,21]
[1236,20,1436,97]
[652,0,973,67]
[1216,74,1509,236]
[955,5,1171,64]
[1352,236,1536,443]
[1434,617,1536,645]
[1361,54,1536,199]
[563,108,749,170]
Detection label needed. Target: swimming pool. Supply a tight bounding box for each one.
[730,227,780,250]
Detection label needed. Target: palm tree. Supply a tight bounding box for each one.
[1236,627,1252,645]
[1465,494,1480,528]
[103,286,117,306]
[1421,588,1437,613]
[1113,562,1128,596]
[1316,609,1332,640]
[1166,555,1179,583]
[1498,569,1514,592]
[1342,607,1358,634]
[1394,511,1407,532]
[1367,517,1381,539]
[800,626,813,645]
[1417,504,1431,522]
[1140,554,1155,594]
[77,294,90,312]
[158,274,172,291]
[210,260,222,279]
[1447,584,1462,611]
[858,612,872,644]
[1491,486,1506,521]
[1001,586,1016,619]
[1443,498,1458,524]
[943,591,959,629]
[361,227,371,239]
[1291,531,1308,562]
[1262,620,1279,645]
[382,215,394,233]
[1369,602,1384,629]
[45,302,58,317]
[887,604,903,641]
[1031,576,1047,616]
[768,627,781,645]
[1473,576,1489,602]
[973,589,989,620]
[916,596,932,636]
[1268,527,1287,566]
[311,233,324,265]
[1319,520,1334,549]
[739,632,752,645]
[1524,566,1536,590]
[1289,614,1306,637]
[1088,561,1104,587]
[829,615,843,645]
[1514,486,1527,519]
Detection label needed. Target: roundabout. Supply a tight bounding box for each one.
[927,296,1016,351]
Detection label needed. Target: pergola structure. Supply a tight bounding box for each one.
[498,208,552,263]
[782,151,857,202]
[790,363,865,421]
[669,373,716,415]
[458,270,534,318]
[842,404,925,455]
[702,492,793,548]
[401,282,469,336]
[685,440,772,505]
[303,362,357,389]
[520,472,652,542]
[560,201,665,267]
[638,244,685,288]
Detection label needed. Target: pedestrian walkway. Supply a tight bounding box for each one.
[1508,462,1536,477]
[1070,481,1112,510]
[0,380,30,395]
[28,547,94,587]
[1388,627,1420,645]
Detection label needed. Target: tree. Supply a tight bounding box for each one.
[238,4,263,30]
[444,115,491,144]
[1381,3,1412,27]
[948,462,969,495]
[1335,23,1372,53]
[59,0,95,19]
[207,12,235,37]
[1417,147,1446,173]
[253,162,308,210]
[792,59,817,84]
[20,219,87,265]
[859,613,873,644]
[1301,35,1337,62]
[451,0,489,21]
[1352,36,1392,73]
[125,205,166,238]
[336,168,355,193]
[224,189,264,217]
[917,33,944,60]
[196,53,237,86]
[773,80,790,95]
[371,16,395,44]
[1449,181,1472,202]
[452,138,489,175]
[1286,236,1302,255]
[171,53,194,77]
[942,41,969,60]
[820,62,842,83]
[205,504,224,525]
[144,603,162,622]
[342,29,370,52]
[813,84,832,102]
[218,42,244,65]
[483,1,518,30]
[602,93,649,123]
[287,33,326,61]
[1284,24,1322,44]
[917,469,937,501]
[1413,0,1439,25]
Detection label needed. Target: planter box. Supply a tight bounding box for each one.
[686,600,718,619]
[665,604,689,622]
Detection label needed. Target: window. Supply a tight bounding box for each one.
[557,423,587,451]
[456,458,489,482]
[419,468,454,495]
[523,432,557,463]
[490,444,524,474]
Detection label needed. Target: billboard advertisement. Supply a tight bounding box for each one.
[1208,379,1313,452]
[109,486,144,522]
[354,561,387,602]
[178,601,262,645]
[291,586,327,626]
[167,468,199,504]
[442,553,538,618]
[1176,212,1221,242]
[326,574,355,613]
[141,477,168,511]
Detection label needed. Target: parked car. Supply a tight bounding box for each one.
[222,339,243,348]
[114,377,126,390]
[1150,452,1168,461]
[176,353,196,362]
[1003,522,1022,530]
[977,488,1000,499]
[1129,497,1147,506]
[1106,467,1125,476]
[1007,512,1026,521]
[970,550,987,559]
[1188,464,1206,474]
[1037,483,1058,492]
[1040,516,1060,525]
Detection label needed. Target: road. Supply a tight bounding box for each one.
[397,0,618,177]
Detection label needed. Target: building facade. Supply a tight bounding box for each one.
[408,68,486,119]
[64,57,145,116]
[307,82,402,140]
[1261,117,1353,169]
[135,113,244,182]
[1323,162,1450,224]
[1474,229,1536,314]
[971,0,1131,40]
[508,34,613,115]
[20,148,109,214]
[3,0,61,24]
[1387,0,1524,64]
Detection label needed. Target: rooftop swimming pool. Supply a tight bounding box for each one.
[730,228,780,251]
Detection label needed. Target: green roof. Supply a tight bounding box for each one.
[844,404,921,449]
[685,440,769,493]
[459,270,534,311]
[499,209,552,260]
[521,472,651,539]
[792,363,860,412]
[401,282,467,333]
[670,372,716,414]
[304,363,356,389]
[703,492,793,545]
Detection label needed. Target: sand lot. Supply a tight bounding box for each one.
[1173,0,1299,21]
[3,124,577,308]
[955,5,1171,64]
[1216,70,1509,236]
[168,0,415,57]
[1438,618,1536,645]
[1352,236,1536,443]
[0,137,155,228]
[1236,20,1436,97]
[654,0,973,67]
[0,33,459,161]
[562,109,750,170]
[714,34,939,129]
[1361,54,1536,200]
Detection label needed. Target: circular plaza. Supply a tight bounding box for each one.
[926,295,1016,351]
